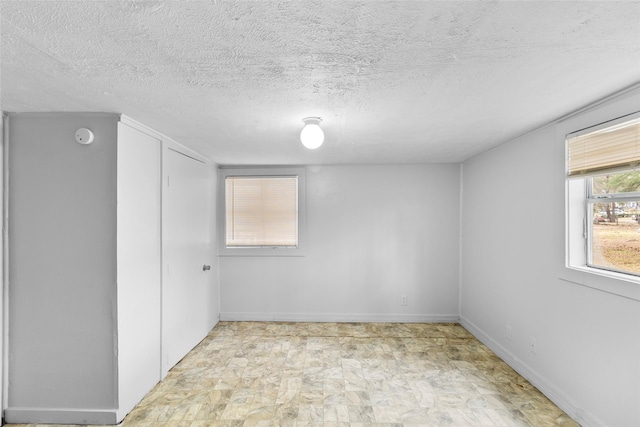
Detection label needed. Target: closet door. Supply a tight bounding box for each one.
[162,144,214,376]
[116,122,162,419]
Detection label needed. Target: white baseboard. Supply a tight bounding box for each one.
[220,312,459,323]
[4,407,118,425]
[460,316,605,427]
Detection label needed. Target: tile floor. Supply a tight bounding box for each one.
[12,322,580,427]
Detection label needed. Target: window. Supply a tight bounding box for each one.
[219,167,306,256]
[566,113,640,277]
[226,176,298,247]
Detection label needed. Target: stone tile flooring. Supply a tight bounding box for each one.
[12,322,580,427]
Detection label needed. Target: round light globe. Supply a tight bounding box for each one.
[300,119,324,149]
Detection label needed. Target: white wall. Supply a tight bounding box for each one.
[460,88,640,427]
[116,122,162,420]
[220,164,460,322]
[6,113,119,422]
[1,114,5,414]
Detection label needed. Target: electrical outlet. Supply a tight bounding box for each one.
[506,325,512,341]
[529,337,537,354]
[401,295,407,306]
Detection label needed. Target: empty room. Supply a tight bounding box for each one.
[1,1,639,427]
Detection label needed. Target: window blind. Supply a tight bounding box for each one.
[567,116,640,177]
[225,176,298,247]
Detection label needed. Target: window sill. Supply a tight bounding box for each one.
[560,265,640,301]
[219,247,306,257]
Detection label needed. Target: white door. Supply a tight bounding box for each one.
[162,145,214,376]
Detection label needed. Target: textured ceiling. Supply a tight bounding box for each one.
[1,1,639,165]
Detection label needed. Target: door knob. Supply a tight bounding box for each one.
[203,265,211,271]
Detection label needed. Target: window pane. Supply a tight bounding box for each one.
[225,176,298,247]
[591,171,640,195]
[589,198,640,276]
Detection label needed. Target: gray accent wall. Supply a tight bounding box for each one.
[7,113,119,416]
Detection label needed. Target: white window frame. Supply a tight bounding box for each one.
[563,90,640,301]
[218,166,306,257]
[585,173,640,276]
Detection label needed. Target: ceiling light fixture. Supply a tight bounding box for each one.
[300,117,324,149]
